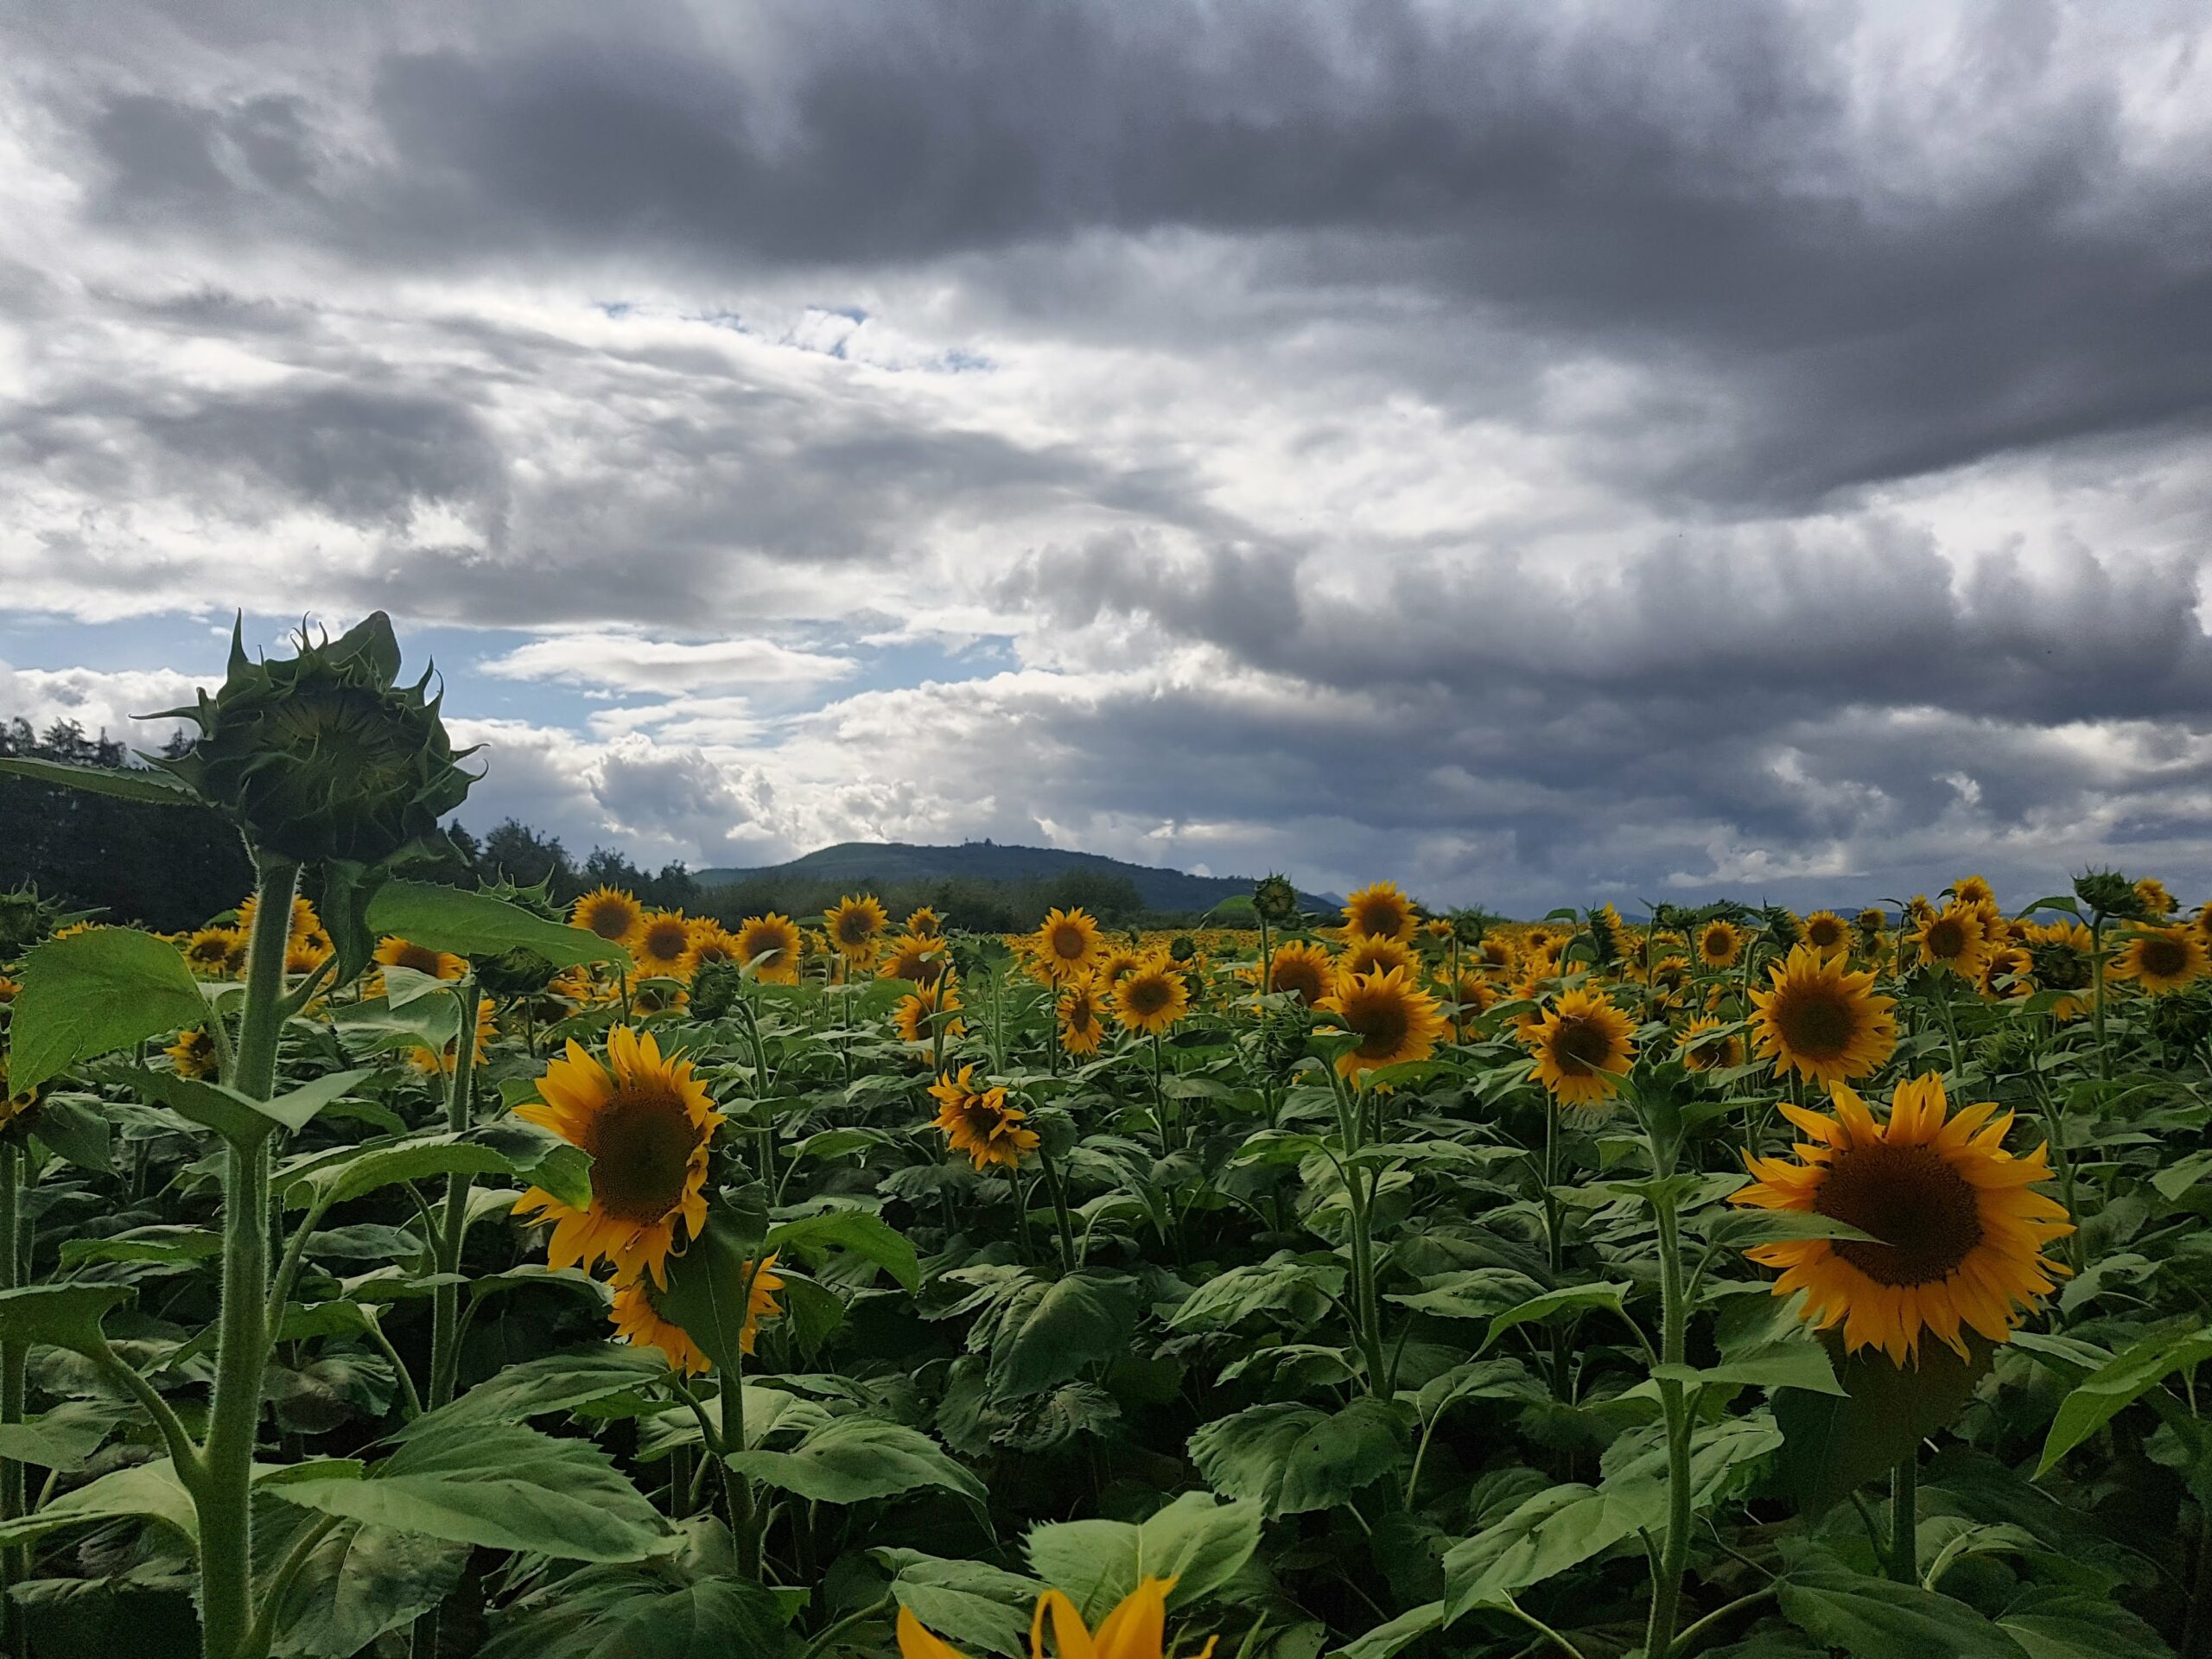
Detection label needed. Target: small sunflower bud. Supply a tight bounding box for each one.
[2074,868,2145,920]
[689,958,745,1020]
[158,613,478,868]
[1252,874,1300,926]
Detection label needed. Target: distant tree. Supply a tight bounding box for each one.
[477,818,576,892]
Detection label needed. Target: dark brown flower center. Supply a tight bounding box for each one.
[1925,918,1967,959]
[585,1085,697,1224]
[391,943,443,975]
[582,900,634,941]
[1815,1142,1983,1287]
[1702,928,1732,959]
[1348,992,1410,1055]
[1770,983,1856,1061]
[1125,976,1172,1016]
[2140,936,2190,978]
[1807,918,1845,948]
[1051,924,1088,961]
[641,921,690,963]
[837,912,874,944]
[1273,959,1326,1002]
[1548,1014,1614,1076]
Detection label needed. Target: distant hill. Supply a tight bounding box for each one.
[696,841,1341,917]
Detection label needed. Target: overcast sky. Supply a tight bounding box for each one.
[4,1,2211,912]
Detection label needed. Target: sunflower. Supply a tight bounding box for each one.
[610,1254,783,1375]
[1523,987,1637,1109]
[632,912,696,979]
[1315,965,1449,1079]
[732,913,803,984]
[1855,907,1888,938]
[1476,937,1516,974]
[571,887,645,947]
[1030,906,1104,982]
[285,935,333,978]
[1262,938,1336,1006]
[895,978,964,1044]
[375,936,466,982]
[1801,910,1851,956]
[2136,875,2177,917]
[410,997,499,1077]
[2112,925,2209,994]
[1058,977,1106,1055]
[928,1066,1039,1171]
[1953,874,1996,908]
[512,1027,723,1287]
[1649,955,1693,1002]
[1732,1074,2073,1363]
[1977,944,2035,1001]
[165,1027,219,1079]
[1444,971,1496,1038]
[679,920,742,979]
[1915,903,1989,978]
[1340,881,1417,945]
[824,894,889,961]
[0,974,16,1008]
[1112,955,1191,1035]
[237,892,320,943]
[183,926,243,976]
[1747,945,1897,1087]
[1339,935,1416,981]
[1424,917,1455,941]
[2195,902,2212,946]
[1096,946,1143,987]
[880,932,950,987]
[899,1576,1218,1659]
[1696,920,1744,969]
[1677,1015,1743,1073]
[904,906,944,938]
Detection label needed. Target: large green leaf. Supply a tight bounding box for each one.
[366,880,631,969]
[268,1423,669,1562]
[2037,1323,2212,1476]
[109,1065,380,1144]
[268,1522,472,1659]
[1334,1603,1446,1659]
[874,1548,1047,1659]
[656,1210,776,1376]
[1168,1254,1344,1332]
[400,1345,671,1438]
[1442,1479,1666,1619]
[1187,1397,1405,1519]
[1996,1587,2172,1659]
[0,1283,135,1355]
[0,1399,137,1472]
[764,1209,921,1294]
[0,754,199,804]
[1023,1491,1262,1624]
[1480,1282,1633,1353]
[9,928,209,1096]
[278,1122,590,1213]
[1777,1563,2026,1658]
[988,1271,1142,1398]
[1774,1338,1992,1519]
[722,1414,985,1506]
[0,1459,198,1548]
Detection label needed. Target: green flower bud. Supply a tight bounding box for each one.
[2073,868,2145,920]
[1252,874,1300,925]
[158,613,477,868]
[690,958,745,1020]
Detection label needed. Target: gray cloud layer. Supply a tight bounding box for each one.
[4,1,2211,908]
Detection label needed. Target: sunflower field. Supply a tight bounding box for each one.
[0,616,2207,1659]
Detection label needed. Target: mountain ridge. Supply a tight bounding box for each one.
[695,840,1343,915]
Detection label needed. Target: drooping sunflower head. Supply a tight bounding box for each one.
[732,912,803,984]
[928,1066,1039,1171]
[1523,986,1637,1109]
[1676,1015,1743,1073]
[512,1026,724,1287]
[1265,938,1337,1006]
[1314,965,1449,1079]
[824,894,888,959]
[2113,925,2209,995]
[2073,868,2145,920]
[1058,977,1105,1055]
[165,1027,219,1080]
[610,1253,783,1375]
[1747,944,1897,1086]
[1340,881,1417,945]
[632,912,696,978]
[184,926,243,975]
[1112,955,1191,1035]
[374,935,467,982]
[1801,910,1851,955]
[1696,920,1744,969]
[156,612,476,866]
[1732,1073,2073,1363]
[571,887,645,946]
[1339,934,1416,981]
[1855,906,1889,938]
[1031,907,1103,981]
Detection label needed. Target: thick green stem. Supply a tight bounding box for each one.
[1889,1450,1919,1584]
[428,977,480,1411]
[2091,914,2111,1080]
[721,1357,760,1580]
[0,1140,24,1645]
[199,855,297,1659]
[1643,1192,1695,1659]
[1039,1147,1078,1274]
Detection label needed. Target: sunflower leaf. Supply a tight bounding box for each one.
[9,929,209,1097]
[365,879,632,970]
[2037,1322,2212,1477]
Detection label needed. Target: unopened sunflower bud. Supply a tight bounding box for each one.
[1252,874,1300,925]
[2074,868,2145,920]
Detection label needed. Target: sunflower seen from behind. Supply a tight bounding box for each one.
[1747,944,1897,1087]
[1524,986,1637,1109]
[1340,880,1417,945]
[2112,925,2209,995]
[1732,1073,2072,1364]
[1316,965,1449,1078]
[1113,954,1190,1036]
[512,1027,722,1287]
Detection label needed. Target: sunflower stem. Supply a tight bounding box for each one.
[0,1139,24,1649]
[427,975,480,1414]
[722,1351,760,1580]
[1888,1448,1919,1584]
[2090,913,2112,1080]
[1642,1182,1695,1659]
